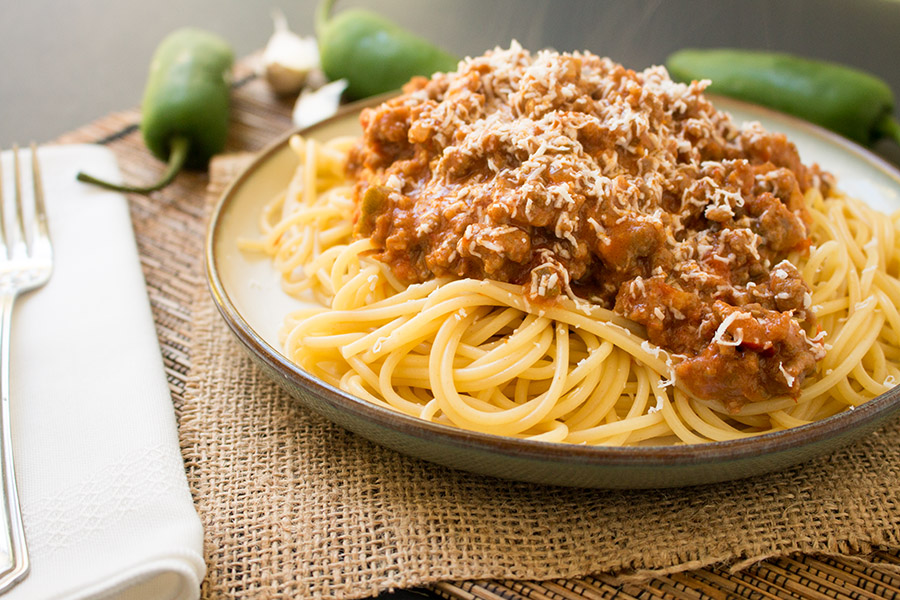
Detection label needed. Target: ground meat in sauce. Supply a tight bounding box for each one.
[346,42,830,410]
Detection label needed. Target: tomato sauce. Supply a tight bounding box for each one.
[346,43,829,409]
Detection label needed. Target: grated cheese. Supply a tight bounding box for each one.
[778,362,796,387]
[712,311,741,346]
[350,42,832,404]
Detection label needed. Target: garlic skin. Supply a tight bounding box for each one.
[292,79,348,129]
[261,10,319,95]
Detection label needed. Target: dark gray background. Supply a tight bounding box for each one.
[2,0,899,163]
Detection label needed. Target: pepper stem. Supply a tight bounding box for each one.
[76,136,191,195]
[315,0,335,37]
[875,113,900,147]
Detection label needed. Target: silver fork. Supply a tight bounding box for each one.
[0,143,52,592]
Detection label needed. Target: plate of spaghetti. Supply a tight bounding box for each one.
[207,43,900,488]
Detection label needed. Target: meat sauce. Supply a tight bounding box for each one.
[346,43,829,410]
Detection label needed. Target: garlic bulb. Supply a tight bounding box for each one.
[260,10,319,95]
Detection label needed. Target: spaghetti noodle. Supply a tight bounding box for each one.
[241,46,900,446]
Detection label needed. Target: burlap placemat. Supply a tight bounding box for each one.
[180,154,900,599]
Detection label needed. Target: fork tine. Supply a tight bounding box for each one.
[10,145,28,258]
[0,148,5,260]
[28,144,50,257]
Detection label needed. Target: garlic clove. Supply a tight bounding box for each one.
[292,79,348,129]
[261,10,319,96]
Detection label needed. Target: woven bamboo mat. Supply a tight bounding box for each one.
[54,55,900,600]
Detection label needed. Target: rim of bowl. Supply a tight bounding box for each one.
[205,93,900,469]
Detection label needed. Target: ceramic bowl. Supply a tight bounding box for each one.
[206,95,900,488]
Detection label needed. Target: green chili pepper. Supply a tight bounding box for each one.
[315,0,458,100]
[666,48,900,148]
[78,28,234,194]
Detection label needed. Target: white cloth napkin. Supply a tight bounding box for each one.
[1,145,205,600]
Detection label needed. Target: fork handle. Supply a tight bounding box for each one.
[0,293,29,591]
